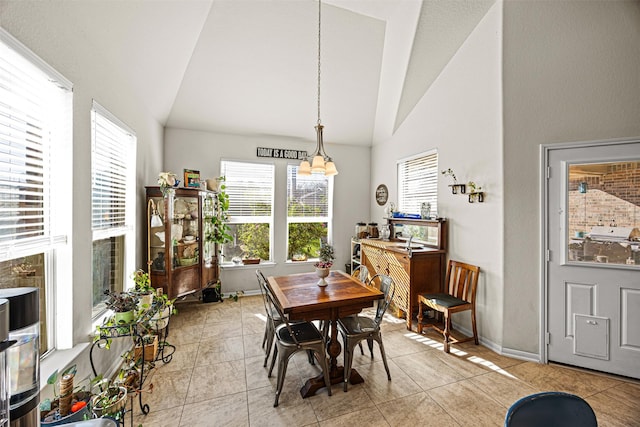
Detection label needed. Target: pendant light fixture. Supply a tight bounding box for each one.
[298,0,338,177]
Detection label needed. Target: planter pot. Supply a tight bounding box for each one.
[41,391,91,426]
[92,386,127,418]
[242,258,260,265]
[113,310,134,325]
[202,286,221,303]
[113,310,134,334]
[134,335,159,362]
[137,293,153,310]
[148,306,171,330]
[315,267,330,287]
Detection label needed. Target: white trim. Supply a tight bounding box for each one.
[395,148,438,165]
[0,27,72,90]
[501,347,542,363]
[540,136,640,365]
[92,99,136,136]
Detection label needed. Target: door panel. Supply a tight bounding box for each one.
[546,140,640,379]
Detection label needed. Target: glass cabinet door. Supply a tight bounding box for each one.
[148,195,166,272]
[172,194,199,268]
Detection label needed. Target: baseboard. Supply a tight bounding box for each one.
[453,322,541,362]
[501,347,541,363]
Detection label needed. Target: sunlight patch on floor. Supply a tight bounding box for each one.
[404,331,443,349]
[254,313,267,322]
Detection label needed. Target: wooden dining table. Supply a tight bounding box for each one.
[267,270,384,397]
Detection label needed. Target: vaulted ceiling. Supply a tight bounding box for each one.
[164,0,495,146]
[2,0,496,147]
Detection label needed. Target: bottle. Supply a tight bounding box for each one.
[368,223,379,238]
[355,222,367,239]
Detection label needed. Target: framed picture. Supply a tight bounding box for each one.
[183,169,200,188]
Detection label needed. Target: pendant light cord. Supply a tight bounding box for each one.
[317,0,322,126]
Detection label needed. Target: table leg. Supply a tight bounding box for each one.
[300,318,364,398]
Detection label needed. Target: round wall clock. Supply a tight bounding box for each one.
[375,184,389,206]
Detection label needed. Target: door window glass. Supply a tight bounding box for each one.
[568,161,640,266]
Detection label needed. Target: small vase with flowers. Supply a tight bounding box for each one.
[314,243,335,287]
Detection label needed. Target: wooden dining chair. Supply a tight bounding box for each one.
[351,265,370,284]
[504,391,597,426]
[417,260,480,353]
[337,273,395,392]
[262,274,332,407]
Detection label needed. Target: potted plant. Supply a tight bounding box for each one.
[441,168,466,194]
[40,365,99,425]
[314,243,335,287]
[131,269,154,309]
[91,384,127,420]
[104,291,138,326]
[146,290,176,331]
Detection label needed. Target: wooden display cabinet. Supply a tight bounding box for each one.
[145,186,218,299]
[360,218,447,330]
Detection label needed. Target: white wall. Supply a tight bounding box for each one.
[164,128,371,294]
[502,0,640,353]
[371,3,504,345]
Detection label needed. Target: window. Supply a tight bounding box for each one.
[0,28,73,354]
[91,102,136,318]
[397,151,438,242]
[287,165,332,260]
[220,160,274,262]
[398,150,438,215]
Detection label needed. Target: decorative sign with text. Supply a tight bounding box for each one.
[257,147,307,160]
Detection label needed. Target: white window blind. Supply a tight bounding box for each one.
[287,165,330,219]
[0,29,72,257]
[91,102,135,236]
[221,160,274,221]
[398,151,438,216]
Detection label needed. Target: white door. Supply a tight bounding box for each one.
[545,139,640,379]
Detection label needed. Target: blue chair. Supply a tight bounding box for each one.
[504,391,597,427]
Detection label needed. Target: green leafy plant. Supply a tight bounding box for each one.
[131,269,152,294]
[40,365,102,424]
[315,243,335,268]
[205,177,233,247]
[441,168,457,183]
[103,291,138,313]
[468,181,483,193]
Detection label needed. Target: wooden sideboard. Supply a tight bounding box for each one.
[360,218,447,330]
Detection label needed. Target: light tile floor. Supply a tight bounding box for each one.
[125,295,640,426]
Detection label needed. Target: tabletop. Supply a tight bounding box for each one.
[267,270,383,321]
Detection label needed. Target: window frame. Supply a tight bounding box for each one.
[0,28,73,352]
[286,164,334,261]
[90,101,136,319]
[397,149,438,218]
[220,159,275,263]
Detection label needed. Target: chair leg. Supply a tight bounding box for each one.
[307,349,315,365]
[316,349,332,397]
[262,325,268,349]
[417,300,424,334]
[358,342,364,355]
[471,307,479,345]
[443,313,451,353]
[376,335,391,381]
[367,338,374,358]
[268,345,278,377]
[343,340,354,392]
[264,328,275,367]
[274,346,289,407]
